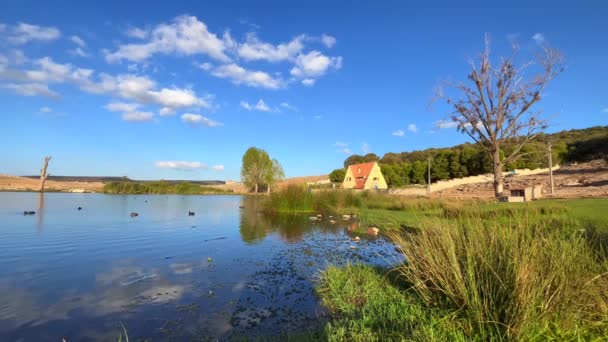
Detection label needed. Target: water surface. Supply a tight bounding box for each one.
[0,192,400,341]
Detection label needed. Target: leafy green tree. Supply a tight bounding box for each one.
[343,155,366,168]
[241,147,284,193]
[411,160,427,184]
[329,168,346,183]
[265,158,285,193]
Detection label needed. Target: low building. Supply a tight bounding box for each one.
[342,162,388,190]
[504,185,543,202]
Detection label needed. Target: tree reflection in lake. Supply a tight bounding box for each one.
[239,196,342,243]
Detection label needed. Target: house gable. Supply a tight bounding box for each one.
[342,162,387,190]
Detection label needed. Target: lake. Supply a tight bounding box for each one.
[0,192,401,341]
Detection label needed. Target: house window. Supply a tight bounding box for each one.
[357,167,361,174]
[356,176,364,180]
[373,177,378,181]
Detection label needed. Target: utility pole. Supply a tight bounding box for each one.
[427,157,431,197]
[547,142,554,195]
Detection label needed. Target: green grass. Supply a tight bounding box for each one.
[102,181,233,195]
[318,214,608,341]
[260,187,608,339]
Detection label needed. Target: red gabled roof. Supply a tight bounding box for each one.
[348,162,376,189]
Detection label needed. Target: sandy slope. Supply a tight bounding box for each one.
[0,174,105,192]
[434,160,608,199]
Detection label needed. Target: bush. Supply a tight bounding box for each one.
[103,181,231,195]
[389,216,608,340]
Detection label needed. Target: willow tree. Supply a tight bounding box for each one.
[437,37,563,197]
[241,147,284,193]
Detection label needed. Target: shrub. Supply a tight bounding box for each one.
[390,215,608,340]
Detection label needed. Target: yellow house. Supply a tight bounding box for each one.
[342,162,388,190]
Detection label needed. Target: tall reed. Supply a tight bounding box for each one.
[390,215,608,340]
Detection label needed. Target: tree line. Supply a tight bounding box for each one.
[329,126,607,187]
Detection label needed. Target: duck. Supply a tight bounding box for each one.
[188,211,195,216]
[23,211,36,215]
[130,212,139,217]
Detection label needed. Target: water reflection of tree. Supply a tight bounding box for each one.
[36,192,45,234]
[239,197,341,244]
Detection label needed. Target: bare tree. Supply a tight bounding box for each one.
[436,36,563,197]
[39,156,51,192]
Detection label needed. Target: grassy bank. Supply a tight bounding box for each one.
[103,181,233,195]
[263,185,608,233]
[263,184,459,215]
[318,213,608,341]
[261,186,608,339]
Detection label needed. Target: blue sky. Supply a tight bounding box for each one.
[0,0,606,180]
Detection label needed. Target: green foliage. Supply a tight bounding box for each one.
[318,204,608,341]
[328,168,346,183]
[318,264,466,341]
[343,153,380,168]
[102,181,230,195]
[389,214,608,340]
[346,126,608,187]
[241,147,284,192]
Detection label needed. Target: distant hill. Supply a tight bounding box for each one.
[21,175,225,186]
[340,126,608,187]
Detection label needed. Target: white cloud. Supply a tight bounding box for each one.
[84,73,211,111]
[155,161,207,170]
[321,34,336,48]
[181,113,222,127]
[106,15,230,63]
[313,115,322,119]
[122,111,154,122]
[237,33,306,62]
[435,119,459,129]
[392,129,405,137]
[240,101,252,111]
[361,142,370,154]
[335,142,348,147]
[280,102,297,111]
[159,107,176,116]
[209,63,284,89]
[532,33,545,45]
[39,106,53,113]
[212,164,225,171]
[151,87,203,108]
[240,99,272,112]
[12,57,93,84]
[70,35,86,47]
[68,36,89,57]
[408,123,418,133]
[199,62,212,71]
[254,99,270,112]
[3,22,61,44]
[125,27,148,39]
[337,148,352,155]
[301,78,315,86]
[1,82,58,98]
[69,47,89,57]
[105,102,140,113]
[290,51,342,80]
[602,108,608,113]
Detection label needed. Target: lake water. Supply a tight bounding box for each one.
[0,192,401,341]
